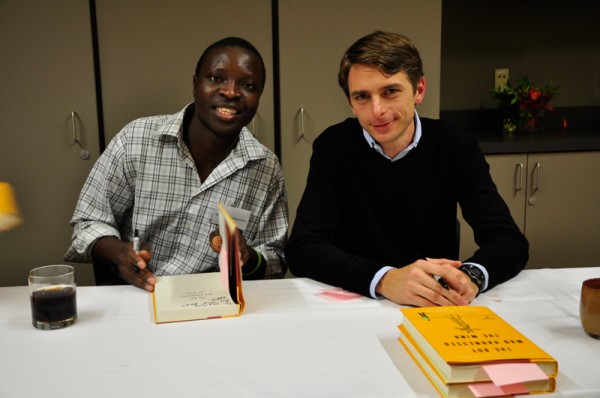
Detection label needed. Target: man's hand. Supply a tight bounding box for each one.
[209,229,252,265]
[375,258,479,307]
[119,245,156,292]
[92,236,156,292]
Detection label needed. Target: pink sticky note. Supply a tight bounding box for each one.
[483,363,548,386]
[468,381,528,397]
[318,288,362,301]
[219,248,229,289]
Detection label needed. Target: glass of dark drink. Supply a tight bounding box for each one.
[28,264,77,330]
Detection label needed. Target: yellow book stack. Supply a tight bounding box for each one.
[399,306,557,397]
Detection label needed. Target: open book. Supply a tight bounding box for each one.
[152,204,245,323]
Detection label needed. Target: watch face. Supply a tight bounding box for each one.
[469,266,483,278]
[461,265,484,287]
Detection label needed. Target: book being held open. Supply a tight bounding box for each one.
[152,204,245,323]
[399,306,557,397]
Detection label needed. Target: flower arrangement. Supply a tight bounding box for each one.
[491,76,566,133]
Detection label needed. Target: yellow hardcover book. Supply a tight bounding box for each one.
[398,324,556,397]
[152,204,245,323]
[400,306,557,384]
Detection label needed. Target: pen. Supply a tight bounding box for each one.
[133,229,140,255]
[436,276,450,290]
[133,229,140,273]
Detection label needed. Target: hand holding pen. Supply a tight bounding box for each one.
[375,257,469,307]
[89,234,156,292]
[127,229,155,292]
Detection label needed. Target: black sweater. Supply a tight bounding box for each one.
[285,117,528,297]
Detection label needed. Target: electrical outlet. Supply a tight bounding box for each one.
[495,68,509,90]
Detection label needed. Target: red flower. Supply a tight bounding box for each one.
[529,89,541,102]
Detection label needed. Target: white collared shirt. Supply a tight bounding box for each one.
[362,109,422,162]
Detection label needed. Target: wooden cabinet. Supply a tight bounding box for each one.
[459,151,600,268]
[0,0,100,285]
[278,0,442,225]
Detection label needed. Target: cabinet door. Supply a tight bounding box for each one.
[459,154,527,259]
[0,0,99,286]
[279,0,442,225]
[460,151,600,269]
[95,0,274,151]
[525,152,600,268]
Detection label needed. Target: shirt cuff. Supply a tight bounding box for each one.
[462,262,489,292]
[66,222,121,263]
[369,266,395,298]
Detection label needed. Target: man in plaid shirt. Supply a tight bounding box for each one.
[65,37,287,292]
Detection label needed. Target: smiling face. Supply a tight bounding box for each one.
[192,46,264,138]
[348,64,425,158]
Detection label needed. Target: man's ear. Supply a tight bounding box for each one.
[414,76,426,105]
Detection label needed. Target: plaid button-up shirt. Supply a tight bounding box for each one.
[65,104,288,278]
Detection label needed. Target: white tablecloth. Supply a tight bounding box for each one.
[1,267,599,397]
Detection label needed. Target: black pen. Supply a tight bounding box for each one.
[437,276,451,290]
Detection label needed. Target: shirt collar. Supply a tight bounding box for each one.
[154,103,269,162]
[362,110,422,162]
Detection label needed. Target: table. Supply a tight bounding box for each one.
[1,268,599,397]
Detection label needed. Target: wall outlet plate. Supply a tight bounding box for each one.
[495,68,509,90]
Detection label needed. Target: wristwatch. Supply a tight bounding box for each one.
[459,264,485,296]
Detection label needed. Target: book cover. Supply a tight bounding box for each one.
[398,324,556,397]
[152,204,245,323]
[400,306,557,384]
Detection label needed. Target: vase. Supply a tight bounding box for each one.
[500,106,547,134]
[519,109,544,133]
[501,106,519,134]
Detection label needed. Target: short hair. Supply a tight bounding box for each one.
[194,37,266,92]
[338,31,424,98]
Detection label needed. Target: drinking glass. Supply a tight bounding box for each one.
[28,264,77,330]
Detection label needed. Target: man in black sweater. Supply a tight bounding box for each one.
[285,31,528,307]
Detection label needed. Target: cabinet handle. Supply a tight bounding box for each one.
[514,163,524,191]
[531,162,541,194]
[296,107,306,143]
[71,111,81,146]
[71,111,90,160]
[528,162,541,205]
